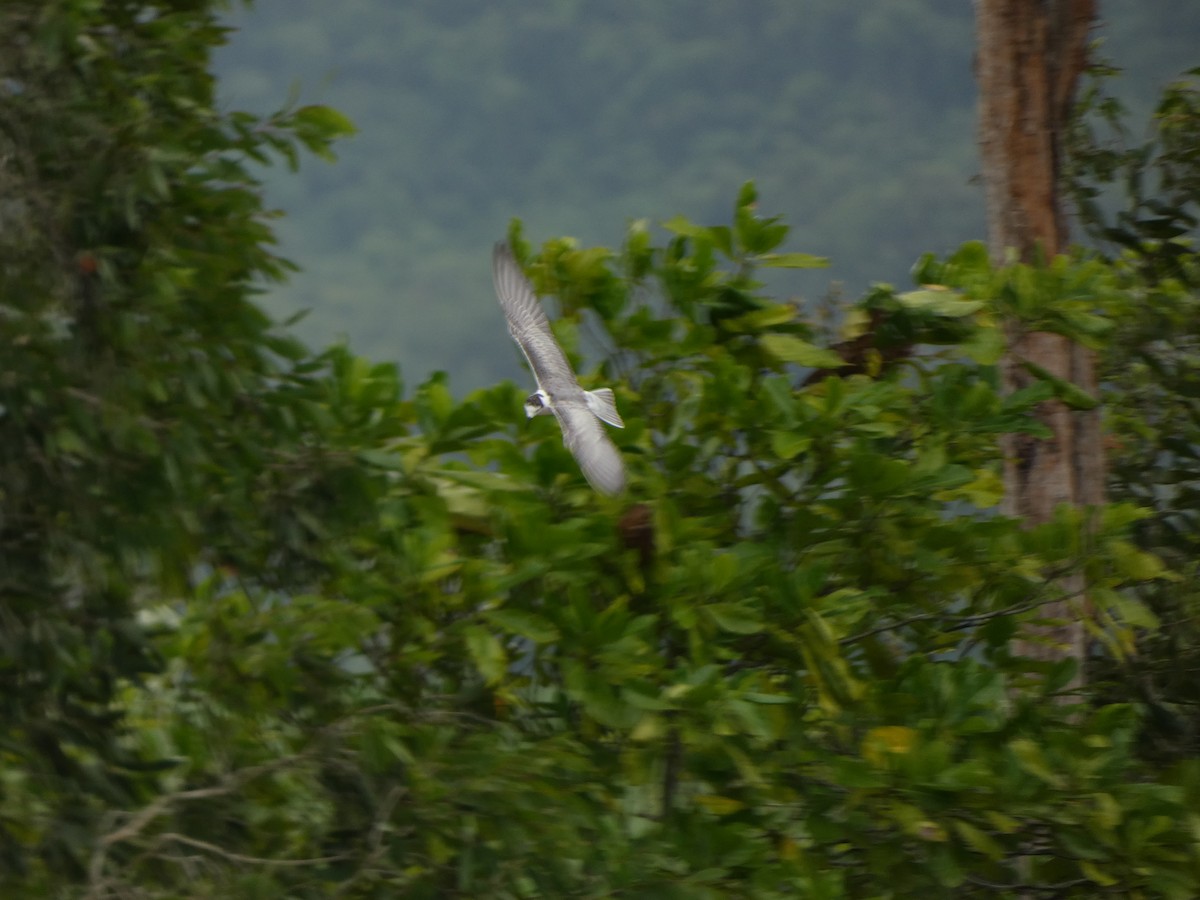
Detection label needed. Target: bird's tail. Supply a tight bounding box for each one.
[585,388,624,428]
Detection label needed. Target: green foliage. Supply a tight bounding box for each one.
[0,0,375,883]
[31,182,1200,894]
[1067,64,1200,766]
[2,4,1199,898]
[1068,65,1200,285]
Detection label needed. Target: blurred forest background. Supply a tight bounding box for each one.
[213,0,1200,389]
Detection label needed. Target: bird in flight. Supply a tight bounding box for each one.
[492,242,626,495]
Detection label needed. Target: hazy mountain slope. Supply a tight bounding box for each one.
[213,1,1199,389]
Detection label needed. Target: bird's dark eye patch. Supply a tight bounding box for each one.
[525,392,545,409]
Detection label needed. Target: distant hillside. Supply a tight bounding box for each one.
[213,1,1200,390]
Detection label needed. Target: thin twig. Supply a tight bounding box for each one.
[152,832,349,868]
[841,578,1089,646]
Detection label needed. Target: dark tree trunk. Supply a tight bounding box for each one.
[975,0,1101,689]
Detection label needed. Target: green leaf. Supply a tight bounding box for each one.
[1060,310,1114,341]
[357,448,406,469]
[707,225,734,256]
[762,374,798,423]
[1020,361,1100,410]
[661,215,712,240]
[946,240,992,275]
[464,625,507,684]
[705,603,763,635]
[948,469,1004,507]
[565,663,639,728]
[1080,860,1120,887]
[695,794,744,815]
[720,303,797,332]
[1004,380,1056,411]
[736,180,758,210]
[1096,588,1161,630]
[962,324,1006,364]
[52,426,87,456]
[1107,540,1170,581]
[1008,738,1063,786]
[293,104,358,139]
[433,467,528,492]
[896,288,983,316]
[482,609,561,643]
[758,252,829,269]
[952,820,1004,861]
[760,333,846,368]
[770,430,811,460]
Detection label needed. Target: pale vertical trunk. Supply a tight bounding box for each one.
[975,0,1101,689]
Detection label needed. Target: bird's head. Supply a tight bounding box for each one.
[524,390,552,419]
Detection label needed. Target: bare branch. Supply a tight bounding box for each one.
[151,832,349,869]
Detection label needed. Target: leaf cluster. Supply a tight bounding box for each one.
[1066,63,1200,766]
[61,191,1198,898]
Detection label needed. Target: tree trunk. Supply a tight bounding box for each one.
[975,0,1102,690]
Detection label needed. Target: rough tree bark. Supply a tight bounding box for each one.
[975,0,1102,689]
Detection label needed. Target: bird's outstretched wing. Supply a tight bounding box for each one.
[492,242,576,395]
[552,399,626,495]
